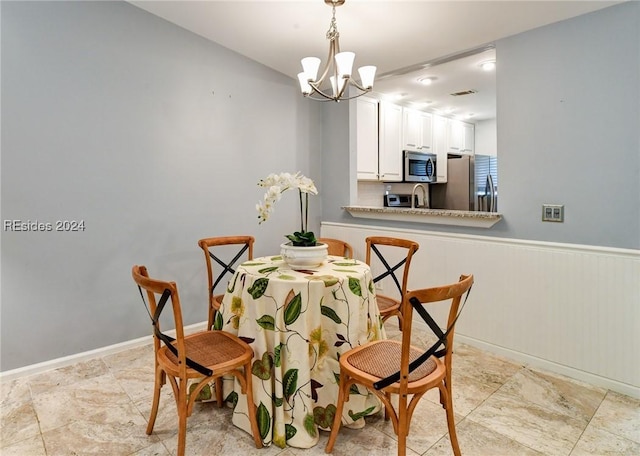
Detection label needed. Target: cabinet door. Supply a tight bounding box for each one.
[402,108,421,151]
[356,97,379,180]
[379,101,403,181]
[447,119,464,153]
[419,112,433,151]
[433,114,448,183]
[462,122,475,154]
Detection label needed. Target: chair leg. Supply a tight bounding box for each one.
[441,383,461,456]
[244,363,264,448]
[397,394,409,456]
[146,367,163,435]
[325,373,348,453]
[176,378,189,456]
[384,392,391,421]
[215,377,224,408]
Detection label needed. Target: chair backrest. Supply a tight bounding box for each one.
[318,237,354,258]
[399,274,474,392]
[198,236,254,302]
[365,236,419,299]
[132,265,187,370]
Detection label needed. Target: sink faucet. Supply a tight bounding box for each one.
[411,183,429,209]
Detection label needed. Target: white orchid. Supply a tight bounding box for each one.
[256,172,318,246]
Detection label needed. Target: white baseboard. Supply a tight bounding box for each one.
[0,322,207,383]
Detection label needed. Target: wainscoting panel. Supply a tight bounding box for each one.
[321,222,640,397]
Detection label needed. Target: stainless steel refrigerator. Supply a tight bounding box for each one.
[431,154,497,212]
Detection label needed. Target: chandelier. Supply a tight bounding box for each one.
[297,0,376,102]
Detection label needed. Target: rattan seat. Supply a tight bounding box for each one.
[346,340,438,385]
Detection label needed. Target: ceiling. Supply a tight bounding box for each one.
[130,1,621,121]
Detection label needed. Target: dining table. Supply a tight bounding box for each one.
[215,254,386,449]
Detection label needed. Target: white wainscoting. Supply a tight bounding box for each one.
[321,221,640,398]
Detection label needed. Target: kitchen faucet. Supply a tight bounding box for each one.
[411,183,429,209]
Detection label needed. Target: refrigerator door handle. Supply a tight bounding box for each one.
[486,174,496,212]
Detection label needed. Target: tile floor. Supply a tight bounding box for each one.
[1,326,639,456]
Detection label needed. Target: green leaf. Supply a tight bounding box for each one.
[225,391,238,408]
[252,352,273,380]
[226,273,239,293]
[256,315,275,330]
[274,343,283,368]
[283,292,302,326]
[278,274,295,280]
[285,424,297,441]
[369,279,374,294]
[213,311,223,330]
[283,368,299,400]
[248,278,269,299]
[348,277,362,297]
[273,396,284,407]
[333,262,358,267]
[348,406,376,422]
[320,305,342,324]
[313,404,337,429]
[303,413,317,438]
[256,402,271,440]
[258,266,279,274]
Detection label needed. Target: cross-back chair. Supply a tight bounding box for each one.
[365,236,419,329]
[325,274,474,456]
[198,236,254,331]
[318,237,354,258]
[132,265,263,456]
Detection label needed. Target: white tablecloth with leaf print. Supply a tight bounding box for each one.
[217,255,386,449]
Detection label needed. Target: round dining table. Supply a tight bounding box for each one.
[216,254,386,449]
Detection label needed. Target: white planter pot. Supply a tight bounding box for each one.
[280,242,328,270]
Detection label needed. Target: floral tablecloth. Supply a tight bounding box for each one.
[216,255,386,449]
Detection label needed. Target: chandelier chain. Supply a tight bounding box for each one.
[325,4,339,41]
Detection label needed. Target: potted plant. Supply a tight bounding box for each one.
[257,172,328,268]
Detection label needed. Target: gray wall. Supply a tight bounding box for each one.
[1,1,322,370]
[323,2,640,250]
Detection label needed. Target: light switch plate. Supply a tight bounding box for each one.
[542,204,564,222]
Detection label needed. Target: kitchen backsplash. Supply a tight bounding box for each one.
[357,181,430,206]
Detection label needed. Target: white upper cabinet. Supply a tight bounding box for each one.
[447,119,475,155]
[432,114,448,183]
[355,96,380,181]
[378,101,403,181]
[402,108,433,152]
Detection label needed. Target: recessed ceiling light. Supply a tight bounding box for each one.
[417,77,435,86]
[480,60,496,71]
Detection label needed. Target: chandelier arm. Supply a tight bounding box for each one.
[314,39,338,88]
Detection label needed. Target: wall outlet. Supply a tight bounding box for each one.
[542,204,564,222]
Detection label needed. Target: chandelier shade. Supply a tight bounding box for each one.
[297,0,376,102]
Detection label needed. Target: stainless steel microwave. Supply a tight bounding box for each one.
[404,151,437,183]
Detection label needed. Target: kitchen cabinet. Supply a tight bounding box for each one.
[355,97,379,181]
[402,108,433,152]
[378,101,403,181]
[432,114,448,183]
[447,119,475,155]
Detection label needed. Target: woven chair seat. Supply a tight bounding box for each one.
[376,294,400,312]
[164,331,246,369]
[347,340,437,383]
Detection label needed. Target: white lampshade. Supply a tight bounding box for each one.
[335,51,355,77]
[358,65,376,89]
[301,57,321,81]
[297,72,311,95]
[330,76,347,97]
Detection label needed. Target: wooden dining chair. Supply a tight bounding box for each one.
[132,265,263,456]
[325,274,474,456]
[198,236,254,331]
[365,236,419,330]
[318,237,354,258]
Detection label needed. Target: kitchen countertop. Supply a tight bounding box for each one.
[342,205,502,228]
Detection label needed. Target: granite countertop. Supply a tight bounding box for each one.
[342,205,502,228]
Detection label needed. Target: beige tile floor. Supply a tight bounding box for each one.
[2,326,639,456]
